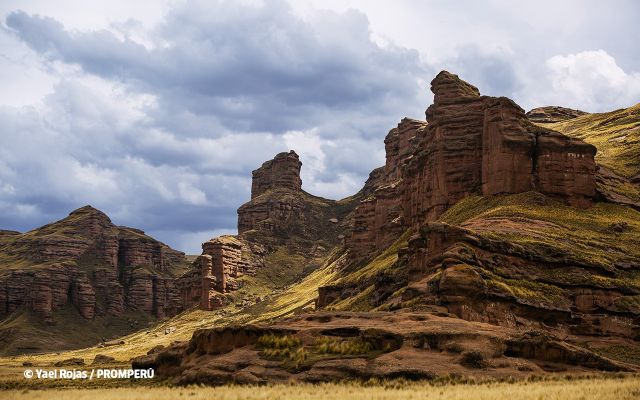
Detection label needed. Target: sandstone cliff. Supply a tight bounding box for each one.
[346,71,597,262]
[132,71,640,385]
[533,102,640,208]
[0,206,188,354]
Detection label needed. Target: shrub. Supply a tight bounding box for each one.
[459,351,488,369]
[315,337,374,355]
[256,334,301,350]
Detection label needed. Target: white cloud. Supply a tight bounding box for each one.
[284,129,326,184]
[177,181,207,205]
[544,50,640,111]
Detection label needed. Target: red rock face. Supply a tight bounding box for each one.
[238,199,306,235]
[202,237,246,292]
[183,149,341,311]
[534,131,597,207]
[347,119,423,260]
[239,151,308,235]
[401,222,640,339]
[237,151,341,243]
[251,150,302,199]
[0,206,187,322]
[178,236,266,311]
[481,97,535,195]
[346,71,597,261]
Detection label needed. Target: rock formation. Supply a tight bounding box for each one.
[131,70,640,384]
[178,150,346,311]
[526,106,588,123]
[0,206,187,324]
[135,310,636,385]
[178,236,266,310]
[238,150,343,242]
[251,150,302,198]
[346,71,597,261]
[320,71,639,343]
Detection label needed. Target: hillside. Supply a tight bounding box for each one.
[3,71,640,386]
[123,72,640,384]
[0,206,190,355]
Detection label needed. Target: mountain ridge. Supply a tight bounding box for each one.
[129,71,640,384]
[3,71,640,384]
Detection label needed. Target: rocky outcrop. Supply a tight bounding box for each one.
[178,236,267,311]
[346,71,597,261]
[238,151,343,244]
[526,106,588,124]
[0,206,187,324]
[134,311,635,385]
[314,72,640,351]
[251,150,302,199]
[347,119,423,260]
[401,221,640,339]
[181,149,346,311]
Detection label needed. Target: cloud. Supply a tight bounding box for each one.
[0,0,428,251]
[543,50,640,111]
[5,1,425,135]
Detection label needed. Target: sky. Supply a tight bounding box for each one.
[0,0,639,253]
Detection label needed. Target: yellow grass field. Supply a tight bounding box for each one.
[2,377,640,400]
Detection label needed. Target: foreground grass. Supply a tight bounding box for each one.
[2,377,640,400]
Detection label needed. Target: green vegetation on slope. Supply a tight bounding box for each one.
[439,192,640,270]
[436,192,640,309]
[0,305,155,356]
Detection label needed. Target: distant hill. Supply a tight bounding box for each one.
[0,206,189,355]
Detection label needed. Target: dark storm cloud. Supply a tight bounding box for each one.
[6,1,426,135]
[0,0,428,252]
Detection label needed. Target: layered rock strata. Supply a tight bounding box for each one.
[251,150,302,199]
[0,206,186,323]
[133,311,636,385]
[238,151,342,242]
[402,221,640,339]
[346,71,597,260]
[178,236,266,310]
[180,150,346,311]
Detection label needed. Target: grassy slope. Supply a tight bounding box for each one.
[327,230,413,312]
[439,192,640,270]
[0,306,156,355]
[541,103,640,178]
[436,192,640,310]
